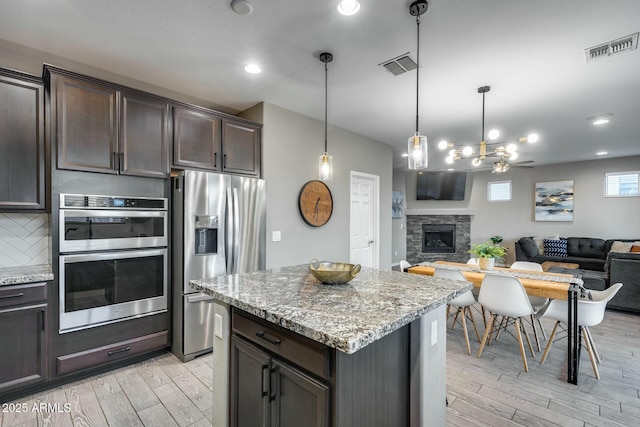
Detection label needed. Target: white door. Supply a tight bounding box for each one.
[350,171,379,268]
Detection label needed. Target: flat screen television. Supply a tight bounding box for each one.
[416,172,467,201]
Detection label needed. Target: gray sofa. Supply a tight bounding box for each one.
[515,237,640,313]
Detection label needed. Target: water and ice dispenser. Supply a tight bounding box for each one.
[194,215,218,255]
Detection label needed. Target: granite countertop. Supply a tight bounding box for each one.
[191,264,472,354]
[0,264,54,286]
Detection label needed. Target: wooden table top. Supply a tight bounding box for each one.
[408,261,575,300]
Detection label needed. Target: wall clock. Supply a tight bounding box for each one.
[298,180,333,227]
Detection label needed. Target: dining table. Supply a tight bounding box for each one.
[408,261,584,384]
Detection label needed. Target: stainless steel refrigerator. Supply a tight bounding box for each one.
[172,170,266,361]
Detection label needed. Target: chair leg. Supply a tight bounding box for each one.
[446,305,451,321]
[494,316,506,342]
[520,319,536,357]
[584,326,601,364]
[540,321,560,364]
[467,306,481,342]
[487,315,499,346]
[514,318,529,372]
[536,318,547,341]
[451,309,460,330]
[477,314,495,358]
[530,314,542,352]
[458,307,471,355]
[581,327,600,379]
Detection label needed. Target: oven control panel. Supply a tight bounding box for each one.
[60,194,167,210]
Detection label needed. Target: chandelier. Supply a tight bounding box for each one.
[438,86,539,173]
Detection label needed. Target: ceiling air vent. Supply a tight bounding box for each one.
[379,53,417,76]
[585,32,639,62]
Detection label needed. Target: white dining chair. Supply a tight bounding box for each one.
[510,261,548,351]
[467,258,479,265]
[433,267,480,355]
[477,274,536,372]
[466,257,486,325]
[399,260,411,272]
[540,283,623,379]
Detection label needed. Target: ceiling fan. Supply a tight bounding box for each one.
[488,158,534,173]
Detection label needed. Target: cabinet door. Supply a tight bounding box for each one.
[270,359,329,427]
[0,304,47,393]
[120,92,170,178]
[56,76,118,174]
[0,72,45,210]
[222,120,261,177]
[173,107,221,171]
[231,336,270,427]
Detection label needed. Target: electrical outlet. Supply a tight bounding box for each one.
[272,231,281,242]
[394,250,398,256]
[215,313,223,339]
[431,320,438,346]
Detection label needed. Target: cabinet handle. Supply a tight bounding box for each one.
[107,346,131,356]
[214,152,218,168]
[113,152,118,171]
[41,309,45,331]
[255,331,281,346]
[261,364,269,397]
[0,293,24,300]
[223,154,227,169]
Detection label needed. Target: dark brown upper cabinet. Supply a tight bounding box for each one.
[48,67,170,179]
[173,106,221,171]
[173,106,261,177]
[222,119,261,177]
[0,69,46,211]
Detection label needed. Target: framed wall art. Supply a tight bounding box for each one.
[534,180,574,222]
[392,191,403,218]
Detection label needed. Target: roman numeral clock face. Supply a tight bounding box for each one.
[298,180,333,227]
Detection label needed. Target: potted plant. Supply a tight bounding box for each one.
[469,237,507,271]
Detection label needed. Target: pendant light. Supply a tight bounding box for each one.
[407,0,429,170]
[319,52,333,181]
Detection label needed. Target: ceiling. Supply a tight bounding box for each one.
[1,0,639,171]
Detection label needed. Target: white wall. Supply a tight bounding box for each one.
[402,155,640,264]
[241,102,394,270]
[392,169,408,265]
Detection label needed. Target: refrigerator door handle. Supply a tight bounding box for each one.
[225,187,234,274]
[232,188,240,274]
[186,293,215,303]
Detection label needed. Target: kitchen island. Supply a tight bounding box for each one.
[191,264,472,427]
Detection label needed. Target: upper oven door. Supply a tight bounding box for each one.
[60,209,168,253]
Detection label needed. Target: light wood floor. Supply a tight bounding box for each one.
[2,308,639,426]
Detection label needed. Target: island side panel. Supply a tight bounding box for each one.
[213,300,231,427]
[410,304,447,426]
[334,325,410,427]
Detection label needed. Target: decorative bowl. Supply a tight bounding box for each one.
[308,259,361,285]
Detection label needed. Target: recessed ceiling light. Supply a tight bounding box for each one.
[401,153,409,157]
[596,151,609,156]
[587,113,613,125]
[447,168,454,171]
[244,64,261,74]
[230,0,253,15]
[337,0,360,16]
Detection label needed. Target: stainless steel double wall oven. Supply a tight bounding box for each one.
[58,194,169,333]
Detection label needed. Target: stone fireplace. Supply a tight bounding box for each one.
[406,214,471,264]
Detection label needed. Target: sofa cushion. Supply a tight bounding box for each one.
[604,239,640,254]
[518,237,540,257]
[610,240,634,253]
[567,237,605,259]
[544,239,567,257]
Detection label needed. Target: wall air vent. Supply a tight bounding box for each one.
[585,33,639,62]
[379,53,417,76]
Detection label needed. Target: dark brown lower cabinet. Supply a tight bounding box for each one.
[0,301,47,393]
[231,336,329,427]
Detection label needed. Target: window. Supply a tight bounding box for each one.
[487,180,512,201]
[605,171,639,197]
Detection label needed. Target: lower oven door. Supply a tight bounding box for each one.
[59,248,168,333]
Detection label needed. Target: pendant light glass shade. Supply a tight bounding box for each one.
[407,0,429,170]
[408,134,428,169]
[319,52,333,181]
[319,154,333,181]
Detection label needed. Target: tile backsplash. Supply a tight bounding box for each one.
[0,213,50,268]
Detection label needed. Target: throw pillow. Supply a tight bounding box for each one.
[610,240,633,253]
[631,245,640,253]
[533,235,559,254]
[519,237,540,257]
[544,238,567,257]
